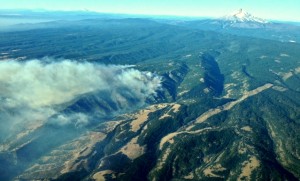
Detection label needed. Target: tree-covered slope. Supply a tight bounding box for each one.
[0,17,299,181]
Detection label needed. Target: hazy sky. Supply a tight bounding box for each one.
[0,0,299,21]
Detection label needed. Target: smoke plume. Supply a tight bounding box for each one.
[0,58,161,139]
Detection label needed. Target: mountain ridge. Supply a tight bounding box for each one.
[0,15,299,181]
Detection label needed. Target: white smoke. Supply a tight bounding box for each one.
[49,113,90,127]
[0,58,161,136]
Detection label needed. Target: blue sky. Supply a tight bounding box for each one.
[0,0,299,21]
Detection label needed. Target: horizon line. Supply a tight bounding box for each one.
[0,8,300,23]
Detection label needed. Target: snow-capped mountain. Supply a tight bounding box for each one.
[188,9,271,29]
[215,9,270,29]
[221,9,268,24]
[176,9,300,42]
